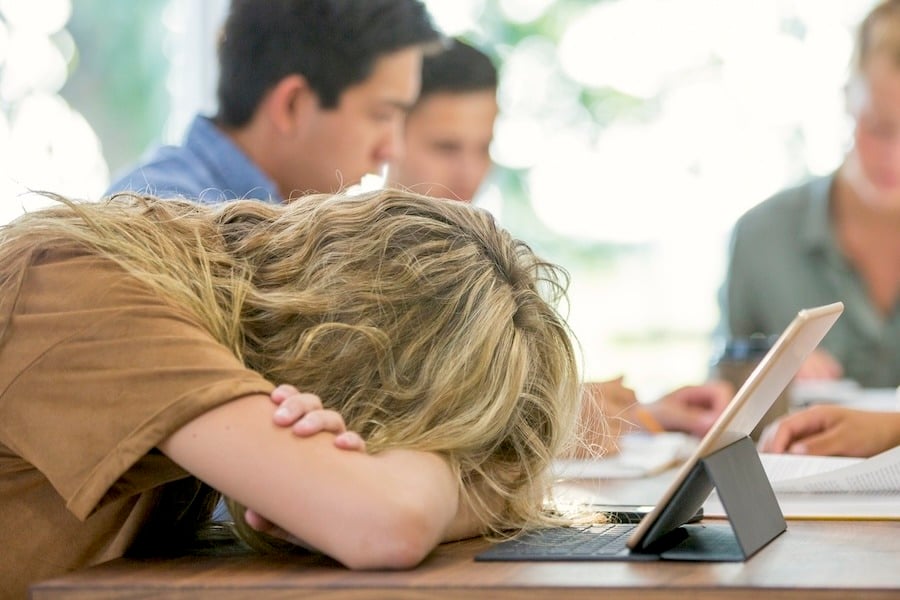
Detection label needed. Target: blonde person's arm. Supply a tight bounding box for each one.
[159,393,460,570]
[246,384,488,545]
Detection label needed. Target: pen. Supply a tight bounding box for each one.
[632,405,664,434]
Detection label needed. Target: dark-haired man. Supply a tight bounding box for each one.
[107,0,442,202]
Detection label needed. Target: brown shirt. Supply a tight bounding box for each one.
[0,249,274,598]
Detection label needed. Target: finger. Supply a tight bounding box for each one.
[822,356,844,379]
[680,384,729,410]
[798,363,834,381]
[710,380,736,408]
[273,392,324,425]
[767,412,828,453]
[244,508,275,532]
[291,409,347,436]
[689,412,719,438]
[797,352,843,381]
[765,420,804,453]
[814,351,843,379]
[796,358,823,380]
[787,427,845,456]
[683,392,715,410]
[670,386,726,411]
[269,383,301,405]
[757,422,778,452]
[244,509,300,544]
[334,431,367,451]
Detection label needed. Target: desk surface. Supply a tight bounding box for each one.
[30,519,900,600]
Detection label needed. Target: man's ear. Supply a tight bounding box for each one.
[262,74,318,134]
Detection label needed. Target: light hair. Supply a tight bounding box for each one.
[0,189,582,547]
[844,1,900,119]
[853,0,900,73]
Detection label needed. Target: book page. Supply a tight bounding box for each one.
[760,453,860,481]
[704,446,900,519]
[704,490,900,520]
[766,445,900,493]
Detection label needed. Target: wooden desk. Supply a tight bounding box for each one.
[30,519,900,599]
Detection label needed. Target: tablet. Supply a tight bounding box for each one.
[627,301,844,551]
[476,302,844,562]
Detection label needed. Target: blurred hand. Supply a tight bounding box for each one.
[795,349,843,381]
[758,405,900,458]
[645,379,735,438]
[589,377,638,417]
[575,377,639,457]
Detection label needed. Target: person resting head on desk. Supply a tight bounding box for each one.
[385,38,734,452]
[0,190,583,598]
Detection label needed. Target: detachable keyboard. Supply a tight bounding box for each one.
[475,524,636,561]
[475,523,745,562]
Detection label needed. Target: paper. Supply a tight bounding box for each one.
[766,446,900,493]
[704,445,900,519]
[789,379,861,407]
[790,381,899,411]
[552,432,697,480]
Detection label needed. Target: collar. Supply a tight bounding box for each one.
[184,116,283,203]
[800,173,837,256]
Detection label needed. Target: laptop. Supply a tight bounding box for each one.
[476,302,845,563]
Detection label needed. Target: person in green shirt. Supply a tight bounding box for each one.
[728,0,900,461]
[717,0,900,390]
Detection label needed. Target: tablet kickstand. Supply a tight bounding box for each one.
[703,436,786,558]
[644,436,786,560]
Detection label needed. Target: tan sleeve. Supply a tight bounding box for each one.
[0,251,275,520]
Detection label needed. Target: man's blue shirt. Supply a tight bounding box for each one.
[106,116,282,204]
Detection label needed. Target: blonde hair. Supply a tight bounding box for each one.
[0,190,581,546]
[853,0,900,73]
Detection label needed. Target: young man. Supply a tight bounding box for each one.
[107,0,442,202]
[387,39,734,443]
[386,38,498,203]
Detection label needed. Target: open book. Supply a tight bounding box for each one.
[704,445,900,520]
